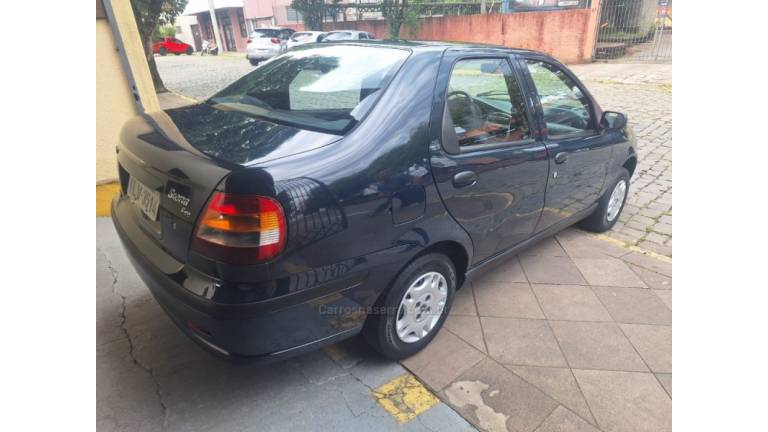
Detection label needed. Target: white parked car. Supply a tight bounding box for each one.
[321,30,377,42]
[245,27,295,65]
[286,31,328,50]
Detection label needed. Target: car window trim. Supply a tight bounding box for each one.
[520,55,600,141]
[440,54,538,155]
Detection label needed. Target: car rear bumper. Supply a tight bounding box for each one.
[110,195,383,363]
[245,46,280,60]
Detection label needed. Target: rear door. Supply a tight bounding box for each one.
[518,55,612,230]
[430,50,550,264]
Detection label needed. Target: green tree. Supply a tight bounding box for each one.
[381,0,409,39]
[291,0,326,31]
[130,0,188,93]
[154,24,176,39]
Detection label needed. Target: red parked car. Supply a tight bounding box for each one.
[153,36,194,56]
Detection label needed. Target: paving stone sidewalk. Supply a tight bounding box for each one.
[570,64,672,257]
[403,228,672,432]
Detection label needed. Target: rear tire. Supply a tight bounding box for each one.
[579,168,630,233]
[249,58,260,66]
[363,253,456,360]
[159,47,167,56]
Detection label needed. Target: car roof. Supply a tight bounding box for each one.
[252,27,293,31]
[327,30,367,34]
[316,39,550,57]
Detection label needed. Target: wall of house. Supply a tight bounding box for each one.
[174,15,199,50]
[243,0,292,25]
[321,4,601,64]
[224,8,249,51]
[96,0,160,183]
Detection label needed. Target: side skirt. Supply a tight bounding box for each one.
[465,204,598,282]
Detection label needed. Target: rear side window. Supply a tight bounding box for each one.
[325,32,352,41]
[292,32,311,42]
[210,45,409,134]
[445,58,531,148]
[525,60,595,135]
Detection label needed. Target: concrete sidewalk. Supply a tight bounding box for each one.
[97,218,475,432]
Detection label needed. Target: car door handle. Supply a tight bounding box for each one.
[453,171,478,188]
[554,152,569,164]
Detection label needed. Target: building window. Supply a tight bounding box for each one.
[237,9,247,37]
[286,7,302,23]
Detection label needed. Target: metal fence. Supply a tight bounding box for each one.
[593,0,672,63]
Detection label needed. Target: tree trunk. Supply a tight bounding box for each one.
[132,0,167,93]
[145,34,167,93]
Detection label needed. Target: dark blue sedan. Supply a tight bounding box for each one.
[112,41,637,362]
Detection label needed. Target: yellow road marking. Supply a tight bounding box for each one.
[595,233,672,263]
[373,373,439,424]
[167,89,199,104]
[97,183,121,217]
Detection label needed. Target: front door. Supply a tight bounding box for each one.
[520,56,613,230]
[430,52,550,264]
[191,24,202,51]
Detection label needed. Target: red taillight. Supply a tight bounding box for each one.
[192,192,286,263]
[247,37,252,43]
[270,37,280,44]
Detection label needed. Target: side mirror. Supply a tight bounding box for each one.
[600,111,627,130]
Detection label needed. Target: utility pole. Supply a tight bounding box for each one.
[207,0,224,51]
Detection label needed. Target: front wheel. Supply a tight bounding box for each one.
[249,58,260,66]
[186,47,193,55]
[363,253,456,360]
[579,168,630,232]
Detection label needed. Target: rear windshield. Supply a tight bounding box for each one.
[252,29,280,38]
[291,33,312,42]
[209,45,409,134]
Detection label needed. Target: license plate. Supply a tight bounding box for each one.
[127,177,161,221]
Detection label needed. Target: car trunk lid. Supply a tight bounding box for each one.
[115,104,340,266]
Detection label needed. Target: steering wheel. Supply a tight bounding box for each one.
[447,90,484,128]
[544,106,589,130]
[486,111,512,126]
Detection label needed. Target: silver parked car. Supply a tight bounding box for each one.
[321,30,377,42]
[286,31,327,50]
[245,28,295,65]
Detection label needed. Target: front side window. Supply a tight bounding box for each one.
[210,45,409,134]
[525,60,594,136]
[445,58,530,148]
